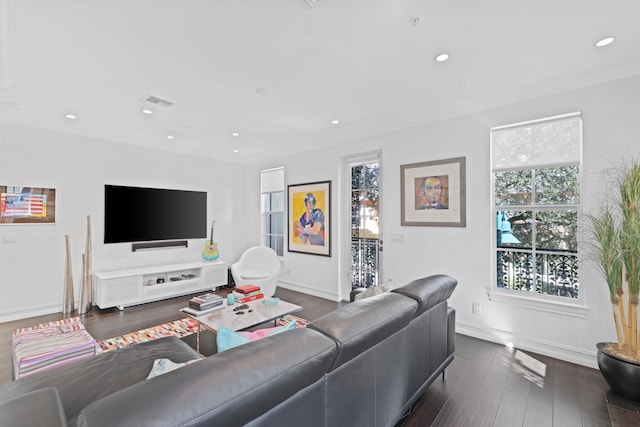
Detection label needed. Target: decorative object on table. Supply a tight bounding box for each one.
[287,180,331,256]
[0,185,56,224]
[201,220,219,261]
[63,234,75,316]
[78,215,93,314]
[400,156,466,227]
[588,159,640,401]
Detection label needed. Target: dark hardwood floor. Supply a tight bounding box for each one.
[1,288,639,426]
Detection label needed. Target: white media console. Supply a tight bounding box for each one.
[94,261,228,310]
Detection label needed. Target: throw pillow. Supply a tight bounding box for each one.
[354,285,387,301]
[217,321,296,353]
[146,358,200,379]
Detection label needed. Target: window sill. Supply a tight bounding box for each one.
[488,289,588,318]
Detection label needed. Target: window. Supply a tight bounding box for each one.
[491,113,581,303]
[261,168,284,256]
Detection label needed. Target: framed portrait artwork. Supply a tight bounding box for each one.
[0,185,56,224]
[288,180,331,256]
[400,157,466,227]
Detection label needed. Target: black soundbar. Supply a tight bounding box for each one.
[131,240,188,252]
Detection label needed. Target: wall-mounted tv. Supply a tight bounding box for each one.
[104,185,207,244]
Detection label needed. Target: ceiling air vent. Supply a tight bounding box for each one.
[299,0,321,10]
[140,95,174,108]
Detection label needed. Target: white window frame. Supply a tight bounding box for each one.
[261,167,285,257]
[489,112,588,318]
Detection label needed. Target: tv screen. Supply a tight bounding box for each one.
[104,185,207,244]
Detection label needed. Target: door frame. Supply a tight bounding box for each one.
[339,151,382,301]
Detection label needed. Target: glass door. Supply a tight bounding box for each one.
[350,159,381,289]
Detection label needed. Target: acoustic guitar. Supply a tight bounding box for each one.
[202,220,219,261]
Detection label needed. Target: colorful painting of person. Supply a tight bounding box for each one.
[414,175,449,210]
[294,192,325,245]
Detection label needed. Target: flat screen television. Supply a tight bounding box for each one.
[104,185,207,244]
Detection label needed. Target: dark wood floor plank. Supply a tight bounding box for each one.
[460,390,502,427]
[609,405,640,427]
[431,385,478,427]
[553,383,583,427]
[493,391,528,427]
[523,397,553,427]
[581,414,613,427]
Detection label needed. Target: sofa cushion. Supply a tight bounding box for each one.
[308,292,417,371]
[217,321,296,352]
[76,328,338,427]
[0,336,199,426]
[0,387,67,427]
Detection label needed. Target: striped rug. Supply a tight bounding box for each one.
[97,314,310,352]
[97,318,200,352]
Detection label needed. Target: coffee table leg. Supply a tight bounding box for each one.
[196,324,201,353]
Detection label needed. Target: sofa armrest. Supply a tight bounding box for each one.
[392,274,457,316]
[0,387,67,427]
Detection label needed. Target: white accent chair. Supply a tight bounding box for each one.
[230,246,281,297]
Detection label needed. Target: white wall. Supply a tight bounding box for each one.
[0,124,246,322]
[245,74,640,368]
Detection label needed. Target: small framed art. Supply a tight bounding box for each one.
[400,157,466,227]
[0,185,56,224]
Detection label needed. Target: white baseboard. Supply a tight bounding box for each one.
[456,320,598,369]
[0,302,63,323]
[277,280,341,302]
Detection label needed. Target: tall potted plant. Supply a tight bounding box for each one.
[590,161,640,401]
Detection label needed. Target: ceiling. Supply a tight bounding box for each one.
[1,0,639,164]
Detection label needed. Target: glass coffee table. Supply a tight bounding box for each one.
[183,298,302,352]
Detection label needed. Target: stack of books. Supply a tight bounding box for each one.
[182,293,224,316]
[233,285,264,303]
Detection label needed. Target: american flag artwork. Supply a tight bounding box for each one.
[0,193,47,218]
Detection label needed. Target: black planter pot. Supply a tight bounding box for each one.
[597,342,640,401]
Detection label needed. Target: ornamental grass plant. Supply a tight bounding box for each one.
[589,161,640,362]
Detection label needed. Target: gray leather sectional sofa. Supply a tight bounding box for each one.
[0,274,457,427]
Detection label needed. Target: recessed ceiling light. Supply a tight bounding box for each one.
[331,120,340,125]
[141,109,153,115]
[595,36,615,47]
[434,53,450,62]
[65,113,77,120]
[232,132,240,137]
[166,135,175,140]
[233,149,239,153]
[256,88,269,96]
